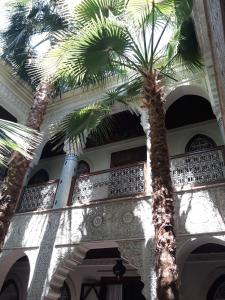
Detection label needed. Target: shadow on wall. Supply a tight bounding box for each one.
[45,198,156,300]
[176,185,225,237]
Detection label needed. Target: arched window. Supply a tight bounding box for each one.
[185,134,216,153]
[28,169,49,185]
[0,256,29,300]
[77,161,90,176]
[59,282,71,300]
[207,275,225,300]
[0,279,19,300]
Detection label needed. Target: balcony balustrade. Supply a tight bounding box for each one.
[18,180,58,213]
[70,162,146,204]
[17,147,225,212]
[170,147,225,187]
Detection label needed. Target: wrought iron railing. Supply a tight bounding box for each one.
[18,180,58,213]
[170,147,225,186]
[71,162,146,204]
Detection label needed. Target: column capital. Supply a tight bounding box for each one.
[63,140,79,156]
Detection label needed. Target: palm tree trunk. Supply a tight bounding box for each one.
[0,82,52,249]
[143,71,179,300]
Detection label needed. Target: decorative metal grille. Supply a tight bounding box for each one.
[18,181,58,213]
[171,148,225,186]
[109,165,145,197]
[72,163,145,204]
[185,134,216,153]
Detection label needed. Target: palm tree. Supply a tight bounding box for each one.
[0,119,41,167]
[44,0,202,299]
[0,0,67,249]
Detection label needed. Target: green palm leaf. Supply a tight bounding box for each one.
[50,17,133,86]
[1,0,67,88]
[0,119,41,166]
[75,0,126,25]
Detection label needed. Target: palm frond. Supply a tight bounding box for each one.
[0,119,41,166]
[175,17,203,71]
[75,0,126,25]
[175,0,193,24]
[51,101,113,153]
[52,75,142,153]
[46,17,133,86]
[0,0,67,88]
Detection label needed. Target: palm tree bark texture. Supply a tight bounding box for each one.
[0,82,52,249]
[143,71,178,300]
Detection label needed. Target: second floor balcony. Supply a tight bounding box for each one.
[17,146,225,213]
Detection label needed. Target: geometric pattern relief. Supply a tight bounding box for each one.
[171,148,225,186]
[63,199,150,244]
[72,163,145,204]
[117,239,156,300]
[18,181,58,213]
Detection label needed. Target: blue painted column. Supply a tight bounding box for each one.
[53,143,79,209]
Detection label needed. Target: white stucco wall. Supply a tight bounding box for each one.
[167,119,223,156]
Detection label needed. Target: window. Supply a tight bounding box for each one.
[110,146,146,168]
[185,134,216,153]
[77,161,90,176]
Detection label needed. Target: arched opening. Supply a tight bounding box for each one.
[185,134,217,153]
[0,280,19,300]
[207,274,225,300]
[165,95,216,130]
[77,161,90,176]
[0,256,30,300]
[41,138,65,159]
[180,243,225,300]
[28,169,49,185]
[47,244,145,300]
[0,106,17,179]
[76,247,145,300]
[0,106,17,123]
[86,110,145,148]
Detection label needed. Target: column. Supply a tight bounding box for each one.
[53,141,79,209]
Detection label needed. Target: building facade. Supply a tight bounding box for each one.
[1,1,225,299]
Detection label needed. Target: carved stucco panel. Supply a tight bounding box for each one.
[56,198,153,245]
[175,186,225,235]
[118,239,156,300]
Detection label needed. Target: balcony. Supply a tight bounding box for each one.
[18,180,58,213]
[70,162,146,204]
[170,146,225,187]
[17,147,225,212]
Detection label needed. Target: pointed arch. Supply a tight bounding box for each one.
[185,134,217,153]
